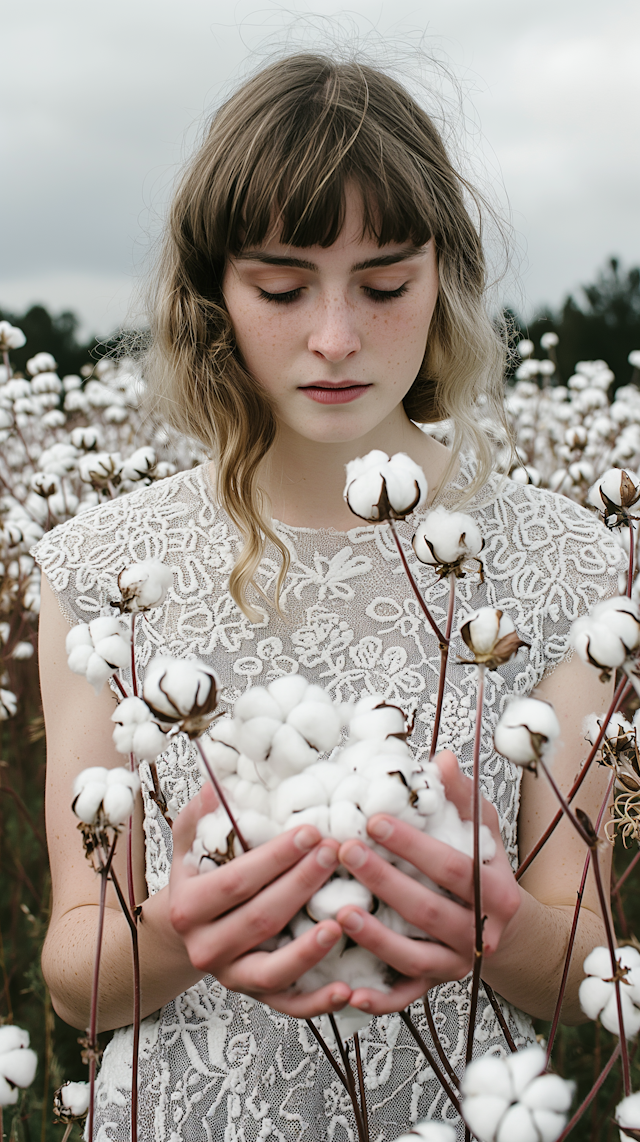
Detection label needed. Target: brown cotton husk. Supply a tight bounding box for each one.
[459,628,530,670]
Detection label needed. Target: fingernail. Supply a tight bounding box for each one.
[294,826,319,852]
[354,1000,370,1011]
[331,992,346,1005]
[341,910,364,934]
[368,817,393,842]
[316,844,338,869]
[316,925,338,948]
[342,843,367,869]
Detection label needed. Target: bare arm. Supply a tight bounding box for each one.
[40,577,353,1031]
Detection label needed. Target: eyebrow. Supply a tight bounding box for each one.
[235,244,425,273]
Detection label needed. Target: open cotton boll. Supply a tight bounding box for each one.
[349,704,406,742]
[272,773,329,823]
[267,674,310,718]
[506,1044,548,1099]
[343,450,427,521]
[0,1035,38,1106]
[494,697,561,768]
[198,734,238,779]
[111,696,168,761]
[233,686,283,723]
[307,879,373,921]
[229,778,271,815]
[142,655,219,736]
[571,615,631,672]
[185,808,236,871]
[282,805,331,835]
[462,1095,510,1142]
[57,1080,91,1119]
[286,700,341,752]
[361,774,410,818]
[237,716,282,764]
[580,945,640,1037]
[269,723,319,774]
[616,1092,640,1141]
[589,467,640,510]
[235,810,279,848]
[330,773,371,807]
[116,559,173,613]
[462,1055,514,1102]
[593,596,640,650]
[304,761,348,799]
[329,801,369,843]
[412,505,483,568]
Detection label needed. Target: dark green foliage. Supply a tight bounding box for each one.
[0,306,101,380]
[509,258,640,390]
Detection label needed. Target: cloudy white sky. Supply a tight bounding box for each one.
[2,0,639,337]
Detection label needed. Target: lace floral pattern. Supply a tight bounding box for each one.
[33,462,621,1141]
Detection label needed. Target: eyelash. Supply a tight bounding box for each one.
[257,283,410,305]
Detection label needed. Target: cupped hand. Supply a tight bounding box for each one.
[169,783,352,1016]
[334,750,522,1015]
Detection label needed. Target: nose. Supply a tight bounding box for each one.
[307,295,361,363]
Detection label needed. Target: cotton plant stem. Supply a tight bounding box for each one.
[61,1127,73,1142]
[554,1042,621,1142]
[87,839,116,1142]
[628,519,635,598]
[613,847,640,893]
[545,771,615,1063]
[422,995,461,1087]
[429,573,456,761]
[516,675,631,880]
[388,519,447,646]
[590,844,632,1097]
[482,984,517,1054]
[465,665,486,1069]
[398,1010,462,1115]
[305,1019,349,1094]
[328,1015,367,1142]
[537,758,594,847]
[353,1034,369,1142]
[194,738,249,853]
[109,867,140,1142]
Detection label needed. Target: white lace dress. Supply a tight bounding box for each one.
[33,462,621,1142]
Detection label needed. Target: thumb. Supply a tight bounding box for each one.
[171,781,219,865]
[434,750,500,837]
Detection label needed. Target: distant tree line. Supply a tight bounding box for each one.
[3,257,640,389]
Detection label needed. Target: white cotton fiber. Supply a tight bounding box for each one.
[267,675,309,718]
[307,879,373,921]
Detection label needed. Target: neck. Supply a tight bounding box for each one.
[259,409,453,529]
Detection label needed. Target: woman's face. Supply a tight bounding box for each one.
[222,186,439,446]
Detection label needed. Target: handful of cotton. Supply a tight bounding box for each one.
[187,679,496,1012]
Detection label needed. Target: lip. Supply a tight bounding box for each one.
[299,382,372,405]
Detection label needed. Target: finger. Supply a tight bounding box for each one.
[171,784,219,870]
[220,920,344,994]
[256,981,353,1019]
[170,824,325,931]
[336,907,472,981]
[434,750,502,842]
[185,841,340,967]
[341,832,476,913]
[349,976,432,1016]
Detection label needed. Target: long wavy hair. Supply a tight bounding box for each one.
[145,53,510,620]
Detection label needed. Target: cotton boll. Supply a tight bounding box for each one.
[531,1109,568,1142]
[230,778,271,815]
[88,616,125,644]
[463,1095,510,1142]
[616,1092,640,1141]
[349,705,406,741]
[234,686,283,723]
[494,697,561,767]
[579,976,616,1021]
[269,723,319,774]
[329,801,369,843]
[287,700,341,752]
[305,761,347,799]
[238,716,282,763]
[59,1080,91,1118]
[73,782,107,824]
[361,775,410,818]
[601,989,640,1038]
[506,1044,546,1099]
[272,774,328,824]
[331,774,371,807]
[289,911,317,939]
[67,643,94,675]
[282,805,331,835]
[414,787,442,816]
[209,719,242,751]
[331,946,390,991]
[303,684,333,706]
[521,1074,573,1113]
[199,736,238,778]
[0,1046,38,1095]
[129,721,168,761]
[495,1103,538,1142]
[462,1055,513,1102]
[235,810,279,847]
[267,674,309,718]
[102,784,136,826]
[571,617,628,671]
[307,879,373,921]
[236,754,264,782]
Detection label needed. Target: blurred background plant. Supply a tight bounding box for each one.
[2,258,640,1137]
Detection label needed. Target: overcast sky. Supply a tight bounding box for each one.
[2,0,639,337]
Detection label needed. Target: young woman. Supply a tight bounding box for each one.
[35,54,620,1140]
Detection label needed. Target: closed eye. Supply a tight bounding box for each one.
[258,287,303,305]
[363,283,409,302]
